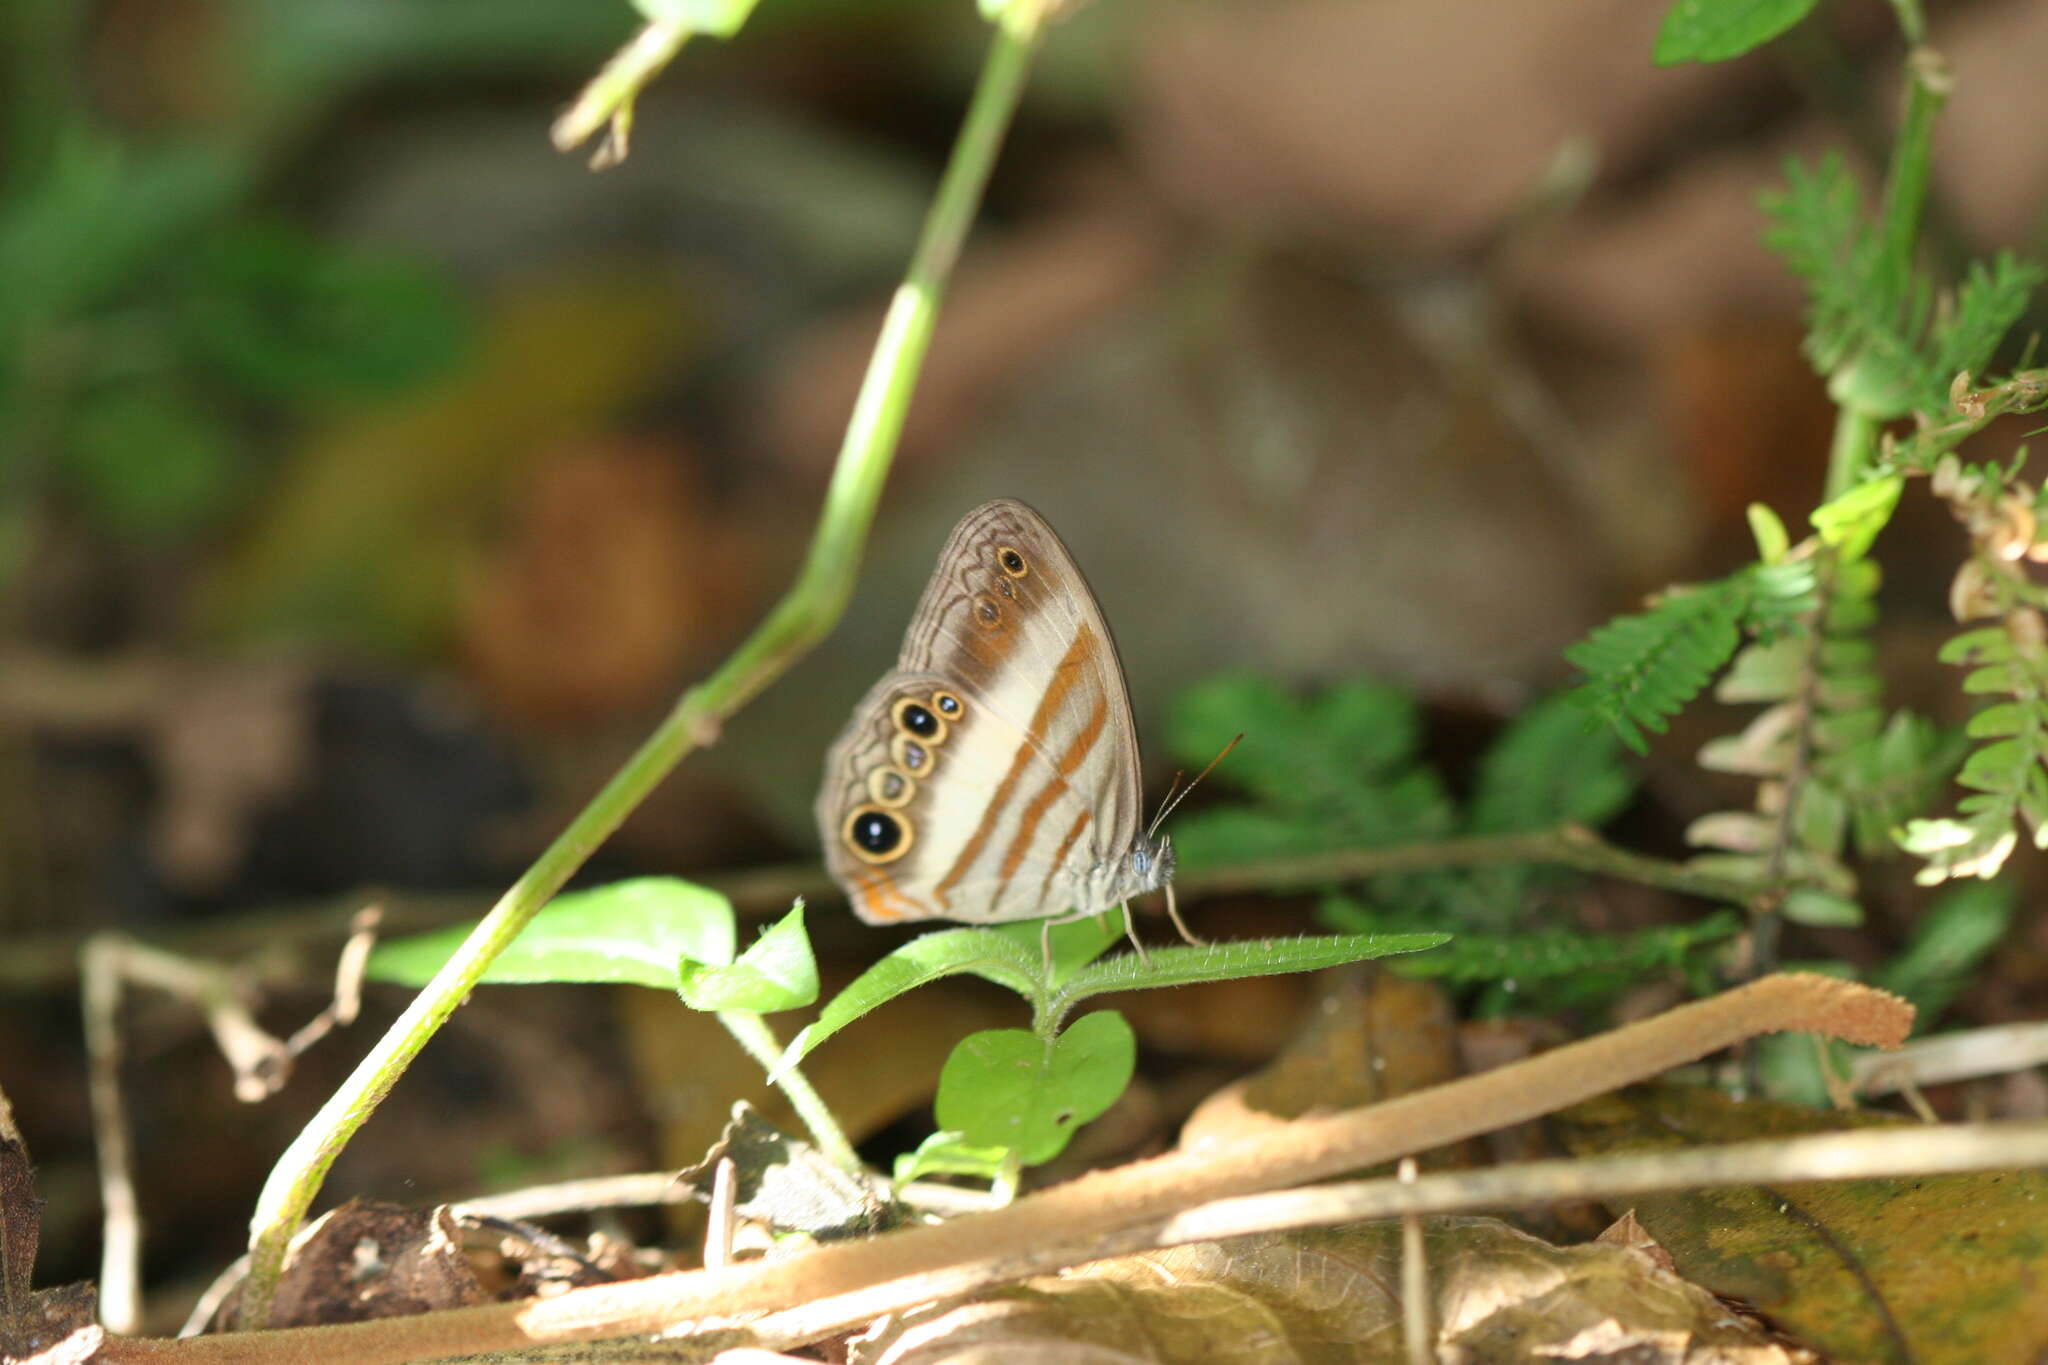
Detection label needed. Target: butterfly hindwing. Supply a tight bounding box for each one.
[817,500,1148,925]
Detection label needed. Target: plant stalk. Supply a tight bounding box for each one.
[234,16,1045,1328]
[717,1012,863,1176]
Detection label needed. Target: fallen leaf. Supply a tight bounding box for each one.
[853,1218,1800,1364]
[260,1200,488,1328]
[1555,1084,2048,1363]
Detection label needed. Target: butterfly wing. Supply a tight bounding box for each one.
[817,499,1146,925]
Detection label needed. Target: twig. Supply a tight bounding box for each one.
[82,928,376,1334]
[1397,1159,1430,1365]
[105,974,1909,1362]
[232,14,1048,1328]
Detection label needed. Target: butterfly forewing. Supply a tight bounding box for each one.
[817,500,1148,925]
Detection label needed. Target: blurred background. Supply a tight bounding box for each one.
[5,0,2048,1321]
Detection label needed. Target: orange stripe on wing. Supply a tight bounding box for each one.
[999,692,1106,882]
[848,865,917,923]
[933,623,1097,912]
[1037,807,1093,903]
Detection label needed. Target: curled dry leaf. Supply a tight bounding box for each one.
[851,1218,1801,1365]
[232,1200,488,1329]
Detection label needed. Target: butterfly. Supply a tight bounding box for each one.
[815,499,1197,952]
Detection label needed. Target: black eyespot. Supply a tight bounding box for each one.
[998,546,1027,578]
[851,810,902,854]
[844,804,912,864]
[899,703,937,738]
[933,691,963,718]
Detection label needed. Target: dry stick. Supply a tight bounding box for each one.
[103,973,1909,1364]
[1397,1159,1430,1365]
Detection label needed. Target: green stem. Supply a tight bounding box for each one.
[1824,406,1880,500]
[1875,44,1947,294]
[1885,0,1926,47]
[717,1012,862,1176]
[549,19,688,161]
[235,17,1044,1329]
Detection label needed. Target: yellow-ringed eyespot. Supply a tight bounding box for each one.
[931,690,964,721]
[996,546,1028,578]
[892,697,946,744]
[892,733,931,773]
[972,593,1005,631]
[868,765,915,808]
[844,805,912,864]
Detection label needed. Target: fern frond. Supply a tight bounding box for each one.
[1903,624,2048,883]
[1565,576,1750,753]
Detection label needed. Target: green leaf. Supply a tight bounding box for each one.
[1469,694,1635,834]
[367,877,733,989]
[1377,911,1742,985]
[1782,888,1865,928]
[1875,881,2013,1024]
[631,0,764,38]
[933,1011,1136,1166]
[1565,578,1750,752]
[892,1132,1012,1186]
[1654,0,1819,64]
[1811,475,1903,561]
[62,382,246,542]
[1929,254,2046,397]
[676,902,818,1013]
[1168,673,1431,817]
[990,913,1125,987]
[174,222,469,401]
[1747,503,1791,562]
[774,929,1041,1075]
[1055,932,1448,1010]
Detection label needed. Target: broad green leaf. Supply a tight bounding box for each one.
[1653,0,1819,64]
[368,877,733,989]
[676,902,818,1013]
[893,1131,1011,1186]
[934,1011,1136,1165]
[990,913,1125,987]
[774,928,1041,1076]
[1055,933,1448,1011]
[1811,475,1903,561]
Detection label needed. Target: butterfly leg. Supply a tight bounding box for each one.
[1117,902,1150,966]
[1162,882,1204,947]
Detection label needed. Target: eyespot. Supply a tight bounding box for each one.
[892,735,930,772]
[844,805,911,864]
[931,690,964,720]
[997,546,1028,578]
[868,765,915,808]
[972,594,1005,631]
[893,697,944,743]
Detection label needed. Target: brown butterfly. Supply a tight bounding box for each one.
[815,499,1195,948]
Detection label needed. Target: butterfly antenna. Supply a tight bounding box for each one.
[1147,733,1244,839]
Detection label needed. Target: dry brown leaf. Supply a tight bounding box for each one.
[1556,1085,2048,1363]
[852,1218,1800,1365]
[460,439,728,729]
[1179,969,1464,1156]
[258,1200,488,1328]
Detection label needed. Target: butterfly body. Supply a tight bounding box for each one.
[817,499,1174,927]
